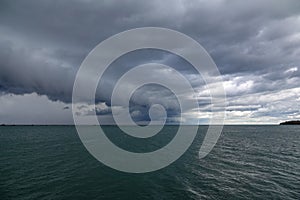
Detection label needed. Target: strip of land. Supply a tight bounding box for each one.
[280,120,300,125]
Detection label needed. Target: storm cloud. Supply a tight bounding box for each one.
[0,0,300,124]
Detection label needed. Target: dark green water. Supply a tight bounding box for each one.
[0,126,299,199]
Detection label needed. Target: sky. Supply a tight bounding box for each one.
[0,0,300,124]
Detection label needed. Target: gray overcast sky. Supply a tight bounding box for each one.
[0,0,300,124]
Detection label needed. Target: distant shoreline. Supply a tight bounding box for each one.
[279,120,300,125]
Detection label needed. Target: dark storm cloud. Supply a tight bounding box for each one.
[0,0,300,123]
[0,39,76,102]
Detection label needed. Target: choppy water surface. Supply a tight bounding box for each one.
[0,125,299,199]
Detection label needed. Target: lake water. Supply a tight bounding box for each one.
[0,125,299,199]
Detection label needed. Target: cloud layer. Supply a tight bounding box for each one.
[0,0,300,124]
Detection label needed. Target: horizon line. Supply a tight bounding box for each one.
[0,123,283,126]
